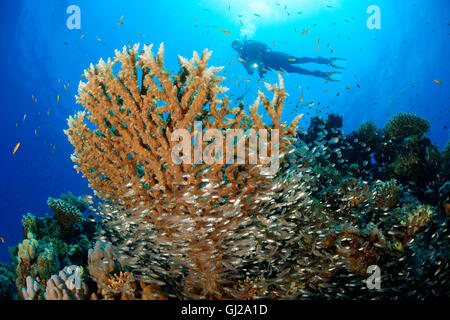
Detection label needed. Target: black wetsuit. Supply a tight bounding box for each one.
[236,40,340,80]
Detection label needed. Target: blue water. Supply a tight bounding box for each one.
[0,0,448,263]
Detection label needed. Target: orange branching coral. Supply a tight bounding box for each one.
[338,178,371,209]
[103,272,137,300]
[65,43,302,299]
[373,179,403,210]
[322,223,387,275]
[140,282,167,300]
[65,43,300,213]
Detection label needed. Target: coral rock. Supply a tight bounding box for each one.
[88,240,121,283]
[22,276,42,300]
[46,265,89,300]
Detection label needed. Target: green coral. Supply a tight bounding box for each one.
[17,233,38,264]
[443,139,450,175]
[36,247,60,283]
[388,153,421,177]
[15,233,61,297]
[385,112,430,140]
[399,204,435,234]
[356,121,380,149]
[443,139,450,160]
[21,213,37,239]
[0,262,15,300]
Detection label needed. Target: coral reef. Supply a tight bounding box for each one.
[8,193,97,299]
[2,44,448,300]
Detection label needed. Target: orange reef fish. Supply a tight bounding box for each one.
[289,58,296,61]
[0,237,4,244]
[433,79,441,83]
[238,58,246,63]
[220,30,230,34]
[13,142,20,155]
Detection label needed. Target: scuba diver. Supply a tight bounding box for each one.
[231,39,346,81]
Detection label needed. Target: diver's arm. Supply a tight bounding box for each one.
[258,65,266,79]
[243,62,255,75]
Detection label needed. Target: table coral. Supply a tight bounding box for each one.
[47,197,85,234]
[60,191,90,212]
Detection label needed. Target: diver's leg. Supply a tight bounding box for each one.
[293,56,346,69]
[283,65,341,81]
[291,57,324,64]
[282,65,326,77]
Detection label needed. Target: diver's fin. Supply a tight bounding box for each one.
[330,58,346,69]
[328,71,342,82]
